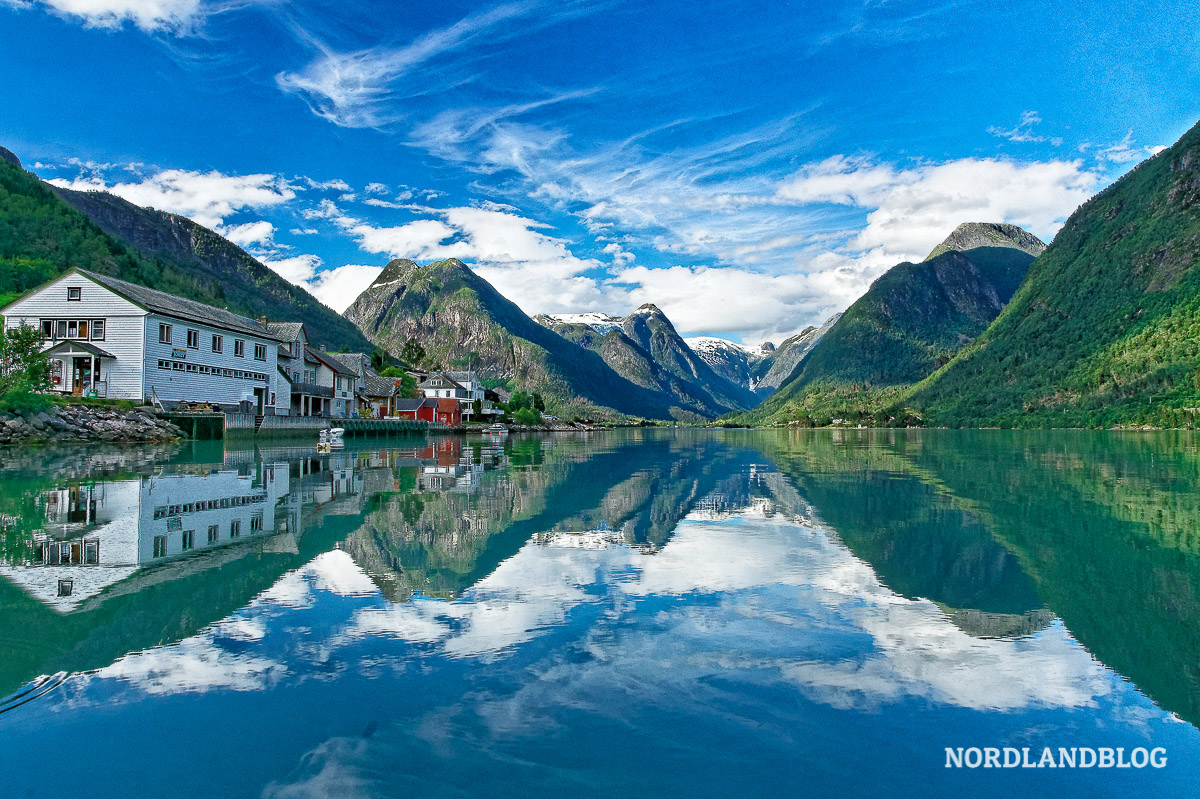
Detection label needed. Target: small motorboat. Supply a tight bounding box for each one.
[483,423,509,436]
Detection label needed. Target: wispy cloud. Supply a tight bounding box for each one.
[274,1,598,128]
[988,110,1063,146]
[1080,130,1168,164]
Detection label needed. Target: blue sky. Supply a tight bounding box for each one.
[1,0,1198,343]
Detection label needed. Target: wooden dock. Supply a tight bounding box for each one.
[159,412,430,440]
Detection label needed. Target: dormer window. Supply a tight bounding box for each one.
[67,287,81,301]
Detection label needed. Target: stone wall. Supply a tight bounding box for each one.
[0,404,183,445]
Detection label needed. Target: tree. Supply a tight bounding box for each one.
[0,324,51,398]
[514,407,541,426]
[401,337,425,367]
[370,349,387,371]
[508,390,531,411]
[532,392,545,412]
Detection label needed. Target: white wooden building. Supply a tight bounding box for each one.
[2,268,284,412]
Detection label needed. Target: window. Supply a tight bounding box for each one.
[153,535,168,558]
[91,319,105,340]
[230,519,241,538]
[56,320,67,339]
[250,512,263,532]
[208,525,219,543]
[212,334,223,353]
[67,320,79,339]
[57,578,74,597]
[234,339,245,358]
[187,329,199,349]
[254,343,266,361]
[159,323,172,344]
[67,286,81,301]
[181,530,195,550]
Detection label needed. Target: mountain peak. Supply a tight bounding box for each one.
[0,145,21,169]
[633,303,663,315]
[925,222,1046,261]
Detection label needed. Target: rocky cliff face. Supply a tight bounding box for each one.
[618,304,759,411]
[682,337,770,390]
[344,259,687,419]
[925,222,1047,261]
[536,304,761,414]
[749,314,841,395]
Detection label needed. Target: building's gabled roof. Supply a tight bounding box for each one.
[393,397,437,412]
[266,322,306,342]
[305,346,356,376]
[324,351,368,376]
[276,365,293,385]
[442,371,478,384]
[77,269,283,342]
[360,375,397,398]
[436,398,459,411]
[419,372,465,391]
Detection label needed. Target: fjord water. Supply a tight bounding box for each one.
[1,430,1198,797]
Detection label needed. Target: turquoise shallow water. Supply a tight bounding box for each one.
[0,429,1198,797]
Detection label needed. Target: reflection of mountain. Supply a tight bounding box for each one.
[759,429,1200,726]
[341,432,787,600]
[764,435,1044,619]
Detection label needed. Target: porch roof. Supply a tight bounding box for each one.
[44,340,116,359]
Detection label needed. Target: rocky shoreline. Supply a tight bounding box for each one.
[0,403,184,445]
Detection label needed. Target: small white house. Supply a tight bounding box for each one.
[417,371,497,420]
[2,268,284,413]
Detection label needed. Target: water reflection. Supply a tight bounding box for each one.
[0,430,1198,797]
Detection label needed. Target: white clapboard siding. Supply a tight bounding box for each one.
[3,272,148,400]
[141,313,279,407]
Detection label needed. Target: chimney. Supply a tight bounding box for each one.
[257,316,268,325]
[319,345,326,352]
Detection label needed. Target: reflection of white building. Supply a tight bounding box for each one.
[0,467,290,612]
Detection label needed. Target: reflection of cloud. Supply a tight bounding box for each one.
[98,637,285,694]
[262,737,373,799]
[56,505,1117,722]
[308,550,381,597]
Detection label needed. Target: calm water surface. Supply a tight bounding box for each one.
[1,429,1198,797]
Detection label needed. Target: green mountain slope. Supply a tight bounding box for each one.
[736,224,1043,424]
[911,119,1200,428]
[0,149,373,352]
[344,258,689,420]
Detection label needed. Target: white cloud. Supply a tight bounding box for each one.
[48,168,298,229]
[259,253,322,285]
[777,154,1101,265]
[331,204,619,314]
[308,263,385,313]
[303,177,352,192]
[3,0,204,32]
[364,182,389,195]
[220,220,276,248]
